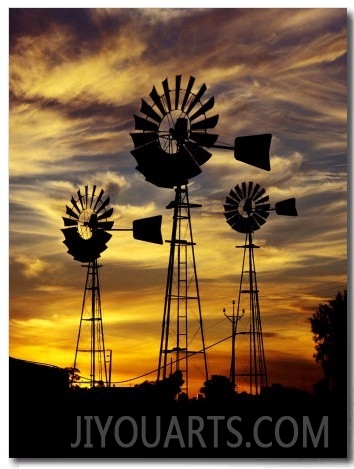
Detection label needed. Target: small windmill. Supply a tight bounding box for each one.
[62,185,162,387]
[130,75,274,396]
[223,181,298,395]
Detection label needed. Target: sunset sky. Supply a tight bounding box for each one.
[8,7,348,397]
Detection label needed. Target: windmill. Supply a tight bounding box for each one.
[130,75,273,396]
[62,185,163,387]
[223,181,298,395]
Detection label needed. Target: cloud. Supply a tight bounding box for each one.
[14,254,48,278]
[9,8,347,394]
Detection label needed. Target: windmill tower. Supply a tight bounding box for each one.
[223,181,298,395]
[62,186,114,387]
[62,185,163,387]
[130,75,274,396]
[130,75,219,395]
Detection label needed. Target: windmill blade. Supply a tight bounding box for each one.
[90,185,96,208]
[85,185,89,207]
[131,140,161,168]
[253,187,266,201]
[189,132,218,147]
[66,205,79,219]
[241,182,248,199]
[134,145,186,188]
[189,97,215,122]
[62,217,78,227]
[250,183,261,200]
[162,78,172,111]
[255,195,269,205]
[225,195,239,207]
[97,229,112,245]
[133,215,163,245]
[134,115,159,132]
[228,188,241,202]
[149,85,167,117]
[190,115,219,131]
[175,74,182,109]
[258,209,270,220]
[178,145,203,180]
[230,213,249,233]
[250,217,262,232]
[247,181,254,198]
[140,99,162,123]
[252,214,268,231]
[185,83,207,115]
[184,142,212,167]
[181,76,196,111]
[223,204,238,215]
[77,189,84,210]
[97,207,113,220]
[93,189,104,210]
[62,226,78,241]
[234,134,272,171]
[70,196,81,215]
[96,196,110,215]
[224,211,240,226]
[275,198,298,216]
[130,132,158,149]
[234,184,244,201]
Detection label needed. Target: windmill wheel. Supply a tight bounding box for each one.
[224,182,271,233]
[62,185,114,262]
[130,75,219,188]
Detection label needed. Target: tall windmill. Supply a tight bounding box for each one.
[223,181,298,395]
[130,75,273,396]
[62,185,162,387]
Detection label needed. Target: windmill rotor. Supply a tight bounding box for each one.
[62,185,114,263]
[130,75,219,188]
[224,182,271,233]
[224,181,298,234]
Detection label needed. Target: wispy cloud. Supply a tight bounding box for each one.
[9,8,347,395]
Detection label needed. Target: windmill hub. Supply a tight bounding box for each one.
[160,111,189,154]
[239,198,255,217]
[78,208,95,239]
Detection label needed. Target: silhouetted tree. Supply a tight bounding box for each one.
[155,370,184,400]
[200,375,234,401]
[136,370,184,401]
[309,290,347,394]
[65,367,80,386]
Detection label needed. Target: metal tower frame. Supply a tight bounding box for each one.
[157,184,209,396]
[72,259,108,387]
[234,230,268,395]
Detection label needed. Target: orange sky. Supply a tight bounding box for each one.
[9,7,347,397]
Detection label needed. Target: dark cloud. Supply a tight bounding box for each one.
[9,8,347,393]
[10,8,110,55]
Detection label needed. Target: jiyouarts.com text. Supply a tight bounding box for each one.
[70,414,329,449]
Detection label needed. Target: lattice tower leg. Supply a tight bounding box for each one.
[157,185,209,396]
[234,231,268,395]
[72,260,108,387]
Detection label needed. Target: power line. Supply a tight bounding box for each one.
[72,280,346,386]
[75,333,233,386]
